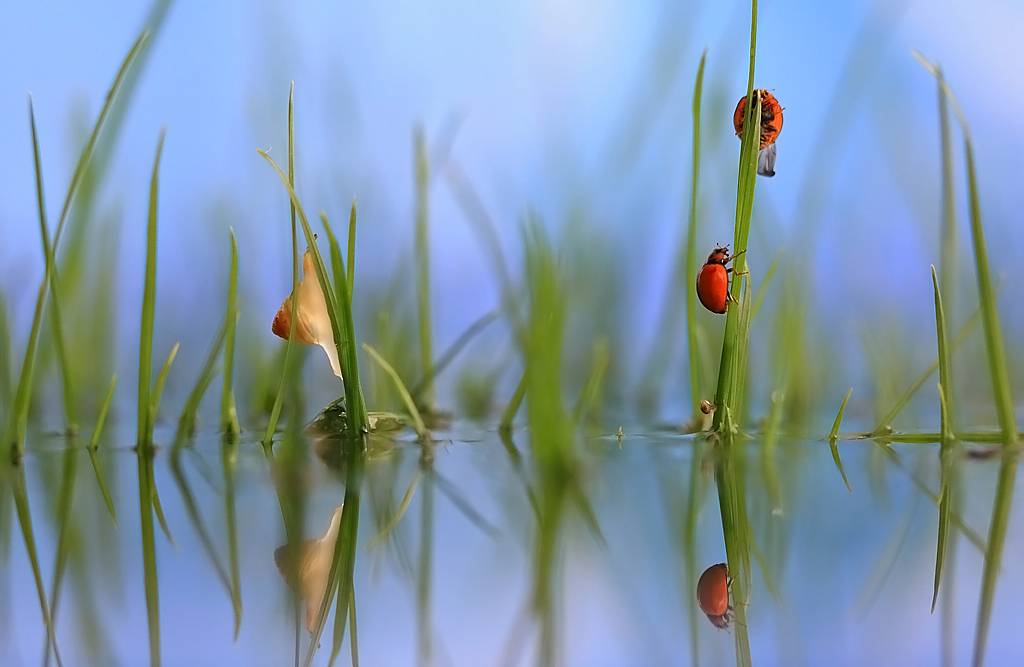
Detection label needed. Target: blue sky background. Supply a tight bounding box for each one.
[2,0,1024,416]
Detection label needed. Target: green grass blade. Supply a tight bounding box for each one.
[829,389,853,492]
[4,282,46,461]
[915,56,1019,666]
[262,84,301,447]
[684,50,707,420]
[347,201,357,299]
[29,98,78,434]
[305,462,363,667]
[322,206,369,432]
[257,150,368,433]
[973,460,1016,667]
[169,454,232,594]
[149,343,179,428]
[931,263,956,615]
[416,467,435,666]
[87,375,118,523]
[712,0,761,440]
[933,383,953,614]
[499,368,527,433]
[138,130,166,449]
[367,468,420,548]
[914,53,1017,442]
[571,338,609,427]
[869,303,982,435]
[749,248,784,323]
[936,65,958,370]
[222,438,243,639]
[0,289,12,421]
[173,319,228,448]
[221,228,240,436]
[362,344,426,437]
[410,309,498,401]
[413,126,435,410]
[348,587,359,667]
[52,30,151,249]
[137,450,161,666]
[45,443,81,662]
[13,472,64,667]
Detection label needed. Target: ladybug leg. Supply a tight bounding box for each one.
[725,249,746,263]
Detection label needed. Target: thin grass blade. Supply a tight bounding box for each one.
[87,374,118,523]
[362,344,426,437]
[829,389,853,492]
[138,131,166,449]
[149,342,179,427]
[221,228,240,436]
[13,471,63,667]
[262,84,301,447]
[173,319,228,448]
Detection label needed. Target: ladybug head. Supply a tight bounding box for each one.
[706,246,730,265]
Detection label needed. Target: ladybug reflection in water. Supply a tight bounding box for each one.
[697,562,732,629]
[733,89,783,177]
[696,246,745,314]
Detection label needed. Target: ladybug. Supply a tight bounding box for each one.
[733,89,783,177]
[697,562,731,629]
[696,245,745,314]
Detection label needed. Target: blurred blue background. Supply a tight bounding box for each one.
[2,0,1023,415]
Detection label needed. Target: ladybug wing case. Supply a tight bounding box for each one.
[757,143,777,177]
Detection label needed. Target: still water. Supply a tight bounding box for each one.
[1,420,1021,666]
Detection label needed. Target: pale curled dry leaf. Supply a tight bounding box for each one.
[272,249,342,377]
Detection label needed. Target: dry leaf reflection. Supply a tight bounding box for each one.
[271,249,342,377]
[274,506,343,632]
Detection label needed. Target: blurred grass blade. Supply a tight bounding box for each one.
[149,343,179,427]
[222,438,244,639]
[367,469,420,548]
[571,338,609,427]
[13,471,64,666]
[174,319,228,448]
[914,53,1017,442]
[749,248,784,323]
[870,304,982,436]
[29,97,78,434]
[635,49,707,420]
[829,389,853,492]
[414,126,435,411]
[410,310,498,400]
[915,55,1019,667]
[932,264,955,614]
[169,455,232,594]
[222,228,240,436]
[684,49,707,421]
[138,131,166,449]
[499,368,527,433]
[88,374,118,523]
[362,343,426,437]
[263,84,301,447]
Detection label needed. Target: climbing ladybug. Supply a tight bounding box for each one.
[697,562,731,629]
[696,245,744,314]
[733,89,783,177]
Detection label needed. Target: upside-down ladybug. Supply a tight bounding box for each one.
[696,246,744,314]
[697,562,731,629]
[733,89,783,177]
